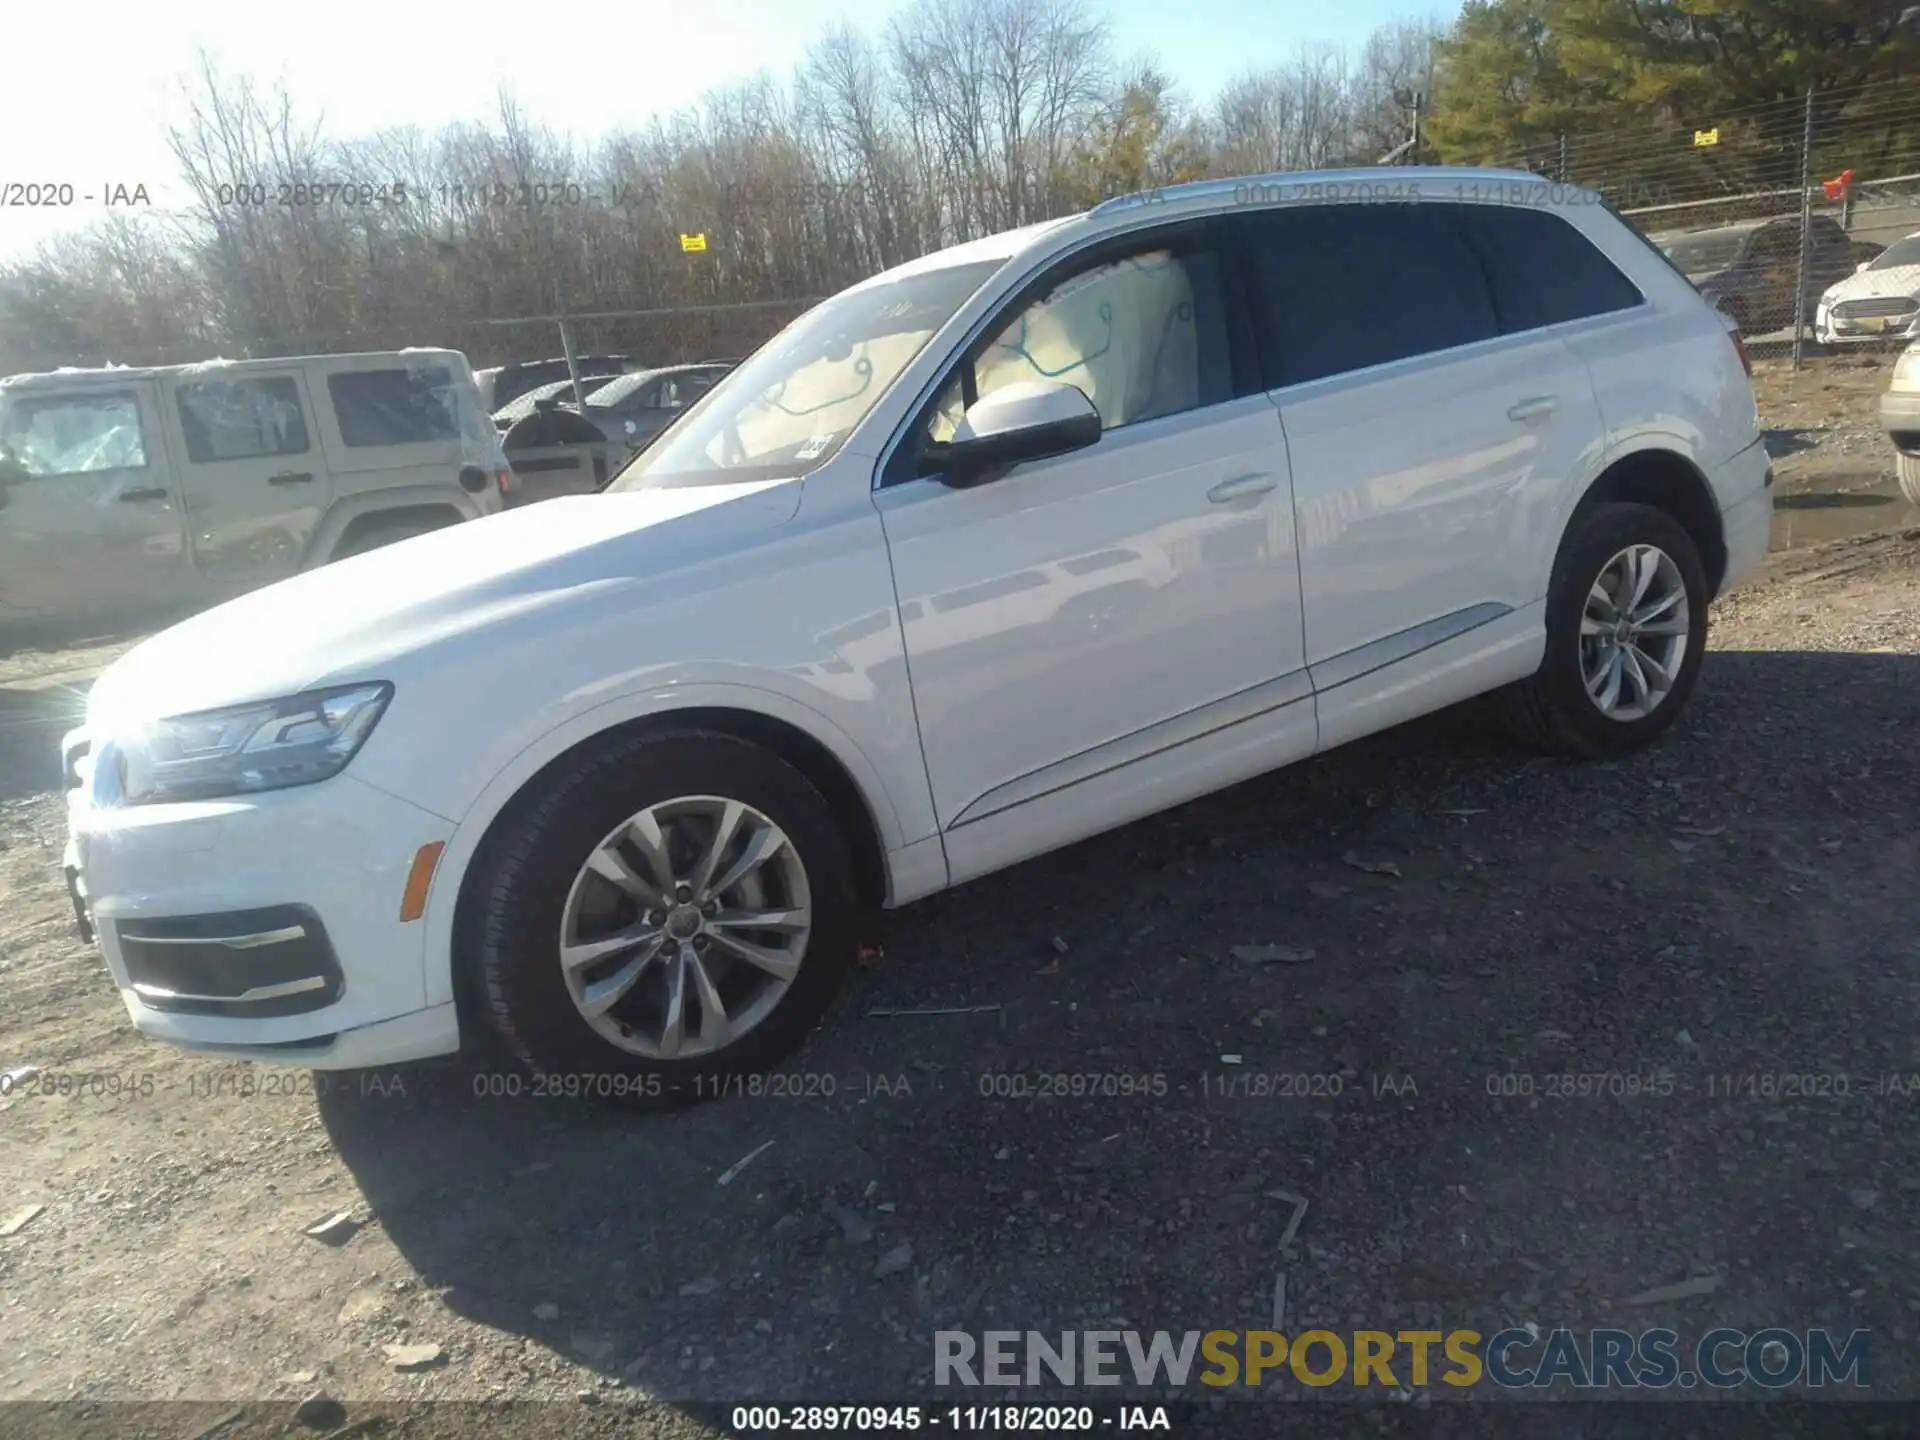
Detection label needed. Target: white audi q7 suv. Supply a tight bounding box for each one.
[61,169,1773,1105]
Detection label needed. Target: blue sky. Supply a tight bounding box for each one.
[0,0,1446,260]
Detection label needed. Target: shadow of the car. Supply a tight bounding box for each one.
[1772,490,1895,510]
[317,647,1920,1414]
[1761,427,1822,458]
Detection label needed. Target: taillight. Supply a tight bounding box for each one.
[1729,330,1752,378]
[495,466,515,496]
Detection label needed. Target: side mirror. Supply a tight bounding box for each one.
[941,380,1101,489]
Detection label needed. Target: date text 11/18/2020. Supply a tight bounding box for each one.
[727,1405,1176,1433]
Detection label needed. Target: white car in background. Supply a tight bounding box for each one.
[1816,230,1920,345]
[60,169,1772,1102]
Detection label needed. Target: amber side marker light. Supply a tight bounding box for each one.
[399,842,447,922]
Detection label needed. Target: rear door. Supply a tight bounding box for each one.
[1230,200,1608,740]
[0,381,190,618]
[167,369,333,586]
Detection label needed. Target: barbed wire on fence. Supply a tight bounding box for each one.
[1488,79,1920,366]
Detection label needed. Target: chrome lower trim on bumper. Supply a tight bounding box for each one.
[129,924,309,950]
[130,975,330,1006]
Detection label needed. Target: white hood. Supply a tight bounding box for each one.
[1821,260,1920,306]
[85,480,801,733]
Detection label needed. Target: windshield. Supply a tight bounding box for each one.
[606,259,1006,490]
[1867,236,1920,272]
[1662,230,1750,276]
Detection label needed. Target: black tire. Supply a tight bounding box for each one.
[464,729,858,1109]
[1495,501,1710,759]
[1897,451,1920,509]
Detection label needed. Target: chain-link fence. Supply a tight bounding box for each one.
[1493,78,1920,366]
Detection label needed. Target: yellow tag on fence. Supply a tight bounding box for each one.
[679,232,708,253]
[1693,127,1719,147]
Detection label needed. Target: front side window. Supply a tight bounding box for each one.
[902,242,1232,480]
[327,366,461,447]
[0,392,148,477]
[176,377,310,462]
[1236,203,1499,386]
[608,259,1006,490]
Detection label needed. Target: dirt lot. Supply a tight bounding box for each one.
[3,353,1919,1438]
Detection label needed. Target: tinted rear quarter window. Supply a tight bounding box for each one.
[328,367,460,447]
[1235,203,1498,385]
[1450,205,1644,332]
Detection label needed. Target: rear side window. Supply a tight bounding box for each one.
[176,377,310,462]
[1235,203,1498,385]
[1450,205,1644,332]
[328,367,460,447]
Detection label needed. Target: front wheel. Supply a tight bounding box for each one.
[465,730,859,1107]
[1898,450,1920,508]
[1496,502,1710,759]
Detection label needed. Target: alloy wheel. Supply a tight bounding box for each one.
[1579,544,1691,722]
[557,795,812,1059]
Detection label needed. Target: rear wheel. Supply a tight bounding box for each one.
[331,515,453,561]
[465,730,858,1108]
[1496,502,1710,759]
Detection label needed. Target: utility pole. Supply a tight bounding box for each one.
[1791,85,1815,371]
[1381,89,1424,166]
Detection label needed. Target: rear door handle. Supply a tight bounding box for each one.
[1207,472,1278,504]
[1507,395,1560,423]
[268,471,314,485]
[118,486,169,503]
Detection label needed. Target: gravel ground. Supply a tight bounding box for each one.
[2,354,1918,1439]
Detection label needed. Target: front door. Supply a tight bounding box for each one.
[0,381,189,622]
[875,222,1312,880]
[167,369,333,585]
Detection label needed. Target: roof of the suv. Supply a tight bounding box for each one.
[0,349,467,393]
[857,167,1560,290]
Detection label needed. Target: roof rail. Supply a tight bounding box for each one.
[1089,165,1551,217]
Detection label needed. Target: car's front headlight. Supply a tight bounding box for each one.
[97,683,393,807]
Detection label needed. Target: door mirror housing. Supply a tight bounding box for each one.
[941,380,1102,489]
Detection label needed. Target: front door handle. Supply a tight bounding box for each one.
[1507,395,1560,423]
[267,471,314,485]
[1207,472,1278,504]
[118,486,169,503]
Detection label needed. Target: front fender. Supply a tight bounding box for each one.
[412,678,926,1010]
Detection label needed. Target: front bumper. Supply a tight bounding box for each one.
[1713,439,1773,595]
[65,772,462,1068]
[1817,309,1920,345]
